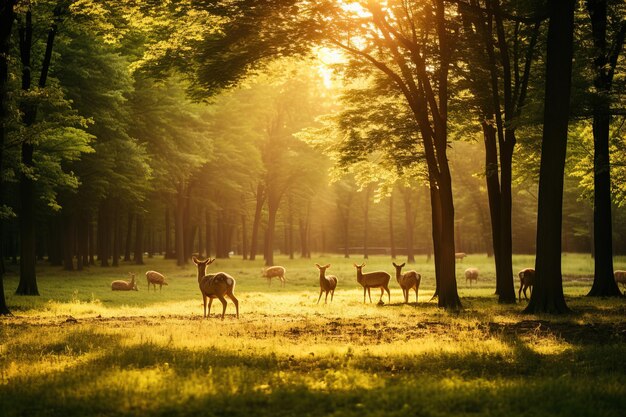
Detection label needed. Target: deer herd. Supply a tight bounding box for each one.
[110,256,626,319]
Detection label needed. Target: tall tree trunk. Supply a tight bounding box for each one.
[124,210,133,262]
[241,213,248,260]
[498,135,516,303]
[183,185,193,261]
[98,201,110,267]
[112,204,120,267]
[198,214,204,258]
[88,219,95,265]
[134,214,144,265]
[524,0,575,314]
[288,201,294,260]
[436,168,462,309]
[175,183,185,266]
[164,207,172,259]
[249,183,265,261]
[429,182,442,299]
[403,190,416,264]
[17,6,59,295]
[265,202,278,266]
[62,213,74,271]
[76,212,86,271]
[205,210,211,258]
[363,187,370,259]
[389,193,396,259]
[586,0,625,297]
[0,0,17,314]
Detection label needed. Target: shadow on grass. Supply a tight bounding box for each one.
[2,326,626,417]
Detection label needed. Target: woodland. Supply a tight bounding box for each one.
[0,0,625,312]
[1,1,626,415]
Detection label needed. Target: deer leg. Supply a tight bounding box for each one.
[363,287,367,303]
[367,287,373,303]
[207,298,214,317]
[325,291,329,304]
[330,289,334,302]
[203,295,208,318]
[216,295,228,320]
[385,287,390,304]
[281,276,285,287]
[226,292,239,319]
[317,290,323,304]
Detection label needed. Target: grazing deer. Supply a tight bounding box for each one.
[354,263,391,304]
[192,257,239,319]
[111,273,138,291]
[465,267,479,286]
[262,266,286,287]
[615,270,626,291]
[315,263,338,304]
[392,262,421,303]
[455,252,467,261]
[146,270,168,291]
[518,268,535,301]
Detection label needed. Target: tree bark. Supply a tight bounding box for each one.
[363,186,371,259]
[249,183,265,261]
[112,203,120,267]
[403,189,416,264]
[124,210,133,262]
[175,182,186,266]
[98,201,110,267]
[265,202,279,266]
[62,213,74,271]
[241,213,248,260]
[134,214,144,265]
[586,0,624,297]
[16,10,39,296]
[0,0,17,314]
[389,193,396,259]
[524,0,575,314]
[205,210,211,258]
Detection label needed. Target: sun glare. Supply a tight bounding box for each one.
[315,47,347,89]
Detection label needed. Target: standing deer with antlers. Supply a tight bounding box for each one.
[192,257,239,319]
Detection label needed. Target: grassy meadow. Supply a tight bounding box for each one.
[1,253,626,417]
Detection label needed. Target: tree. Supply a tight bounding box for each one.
[524,0,576,314]
[303,1,462,307]
[456,0,544,303]
[0,0,17,315]
[585,0,625,297]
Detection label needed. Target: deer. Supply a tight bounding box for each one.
[145,270,168,291]
[518,268,535,302]
[192,257,239,319]
[455,252,467,261]
[262,265,286,287]
[392,262,421,303]
[111,273,138,291]
[315,263,338,304]
[465,267,479,286]
[354,263,391,304]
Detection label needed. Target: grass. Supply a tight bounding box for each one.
[1,253,626,417]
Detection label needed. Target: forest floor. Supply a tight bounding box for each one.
[1,254,626,417]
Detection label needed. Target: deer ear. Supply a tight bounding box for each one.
[400,263,406,268]
[393,262,398,267]
[353,263,358,268]
[361,263,366,268]
[325,264,331,269]
[315,263,321,268]
[192,256,199,264]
